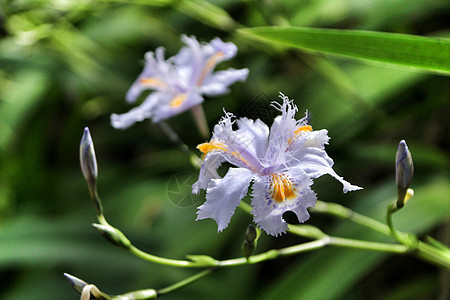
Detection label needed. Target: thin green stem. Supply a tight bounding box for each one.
[157,269,213,297]
[129,245,199,268]
[311,200,390,235]
[386,201,404,243]
[219,239,327,267]
[416,241,450,270]
[330,237,408,253]
[238,201,252,214]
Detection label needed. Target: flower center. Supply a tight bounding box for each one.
[197,51,225,86]
[269,173,297,203]
[169,93,188,108]
[139,77,167,88]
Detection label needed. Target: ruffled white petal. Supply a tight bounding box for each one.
[197,168,254,232]
[235,117,269,159]
[265,94,302,165]
[293,146,362,193]
[210,113,265,172]
[251,168,315,236]
[295,129,329,150]
[192,151,225,194]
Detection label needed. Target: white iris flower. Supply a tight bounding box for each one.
[193,93,362,236]
[111,35,248,129]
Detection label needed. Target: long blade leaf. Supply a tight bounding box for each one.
[238,27,450,75]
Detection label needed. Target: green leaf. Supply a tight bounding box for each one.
[174,0,238,31]
[238,26,450,75]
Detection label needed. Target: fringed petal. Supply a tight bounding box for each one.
[197,168,254,232]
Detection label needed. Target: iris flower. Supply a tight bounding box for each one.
[193,93,362,236]
[111,35,249,129]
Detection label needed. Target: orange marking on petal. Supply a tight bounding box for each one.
[294,125,312,135]
[288,125,313,144]
[269,173,297,203]
[197,52,225,86]
[231,151,249,165]
[139,77,166,88]
[169,93,188,107]
[197,140,227,158]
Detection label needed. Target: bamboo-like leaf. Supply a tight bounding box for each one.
[238,27,450,75]
[174,0,238,31]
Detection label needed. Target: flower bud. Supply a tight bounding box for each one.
[93,223,131,249]
[63,273,88,294]
[396,140,414,208]
[80,127,98,196]
[242,225,258,259]
[80,127,103,214]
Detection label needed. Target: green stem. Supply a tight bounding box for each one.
[129,245,198,268]
[416,241,450,270]
[386,202,404,242]
[157,269,213,297]
[240,200,450,269]
[311,200,390,235]
[330,237,408,253]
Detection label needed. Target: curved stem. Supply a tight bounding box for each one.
[157,269,213,297]
[129,245,199,268]
[311,200,390,235]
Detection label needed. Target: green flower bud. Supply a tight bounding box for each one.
[242,225,258,260]
[396,140,414,208]
[93,223,131,249]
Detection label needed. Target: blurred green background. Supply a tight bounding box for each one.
[0,0,449,299]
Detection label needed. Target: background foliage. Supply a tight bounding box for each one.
[0,0,449,299]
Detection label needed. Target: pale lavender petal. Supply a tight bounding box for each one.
[293,147,362,193]
[111,92,162,129]
[152,92,204,123]
[210,37,237,59]
[235,117,269,159]
[197,168,254,232]
[192,151,225,194]
[264,94,307,167]
[201,68,249,96]
[211,112,265,172]
[125,48,174,103]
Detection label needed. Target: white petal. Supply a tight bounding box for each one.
[197,168,254,232]
[251,168,315,236]
[152,92,204,123]
[293,147,362,193]
[201,68,249,96]
[209,37,238,59]
[111,92,162,129]
[295,129,330,150]
[235,117,269,159]
[265,95,299,165]
[192,151,225,194]
[210,113,265,172]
